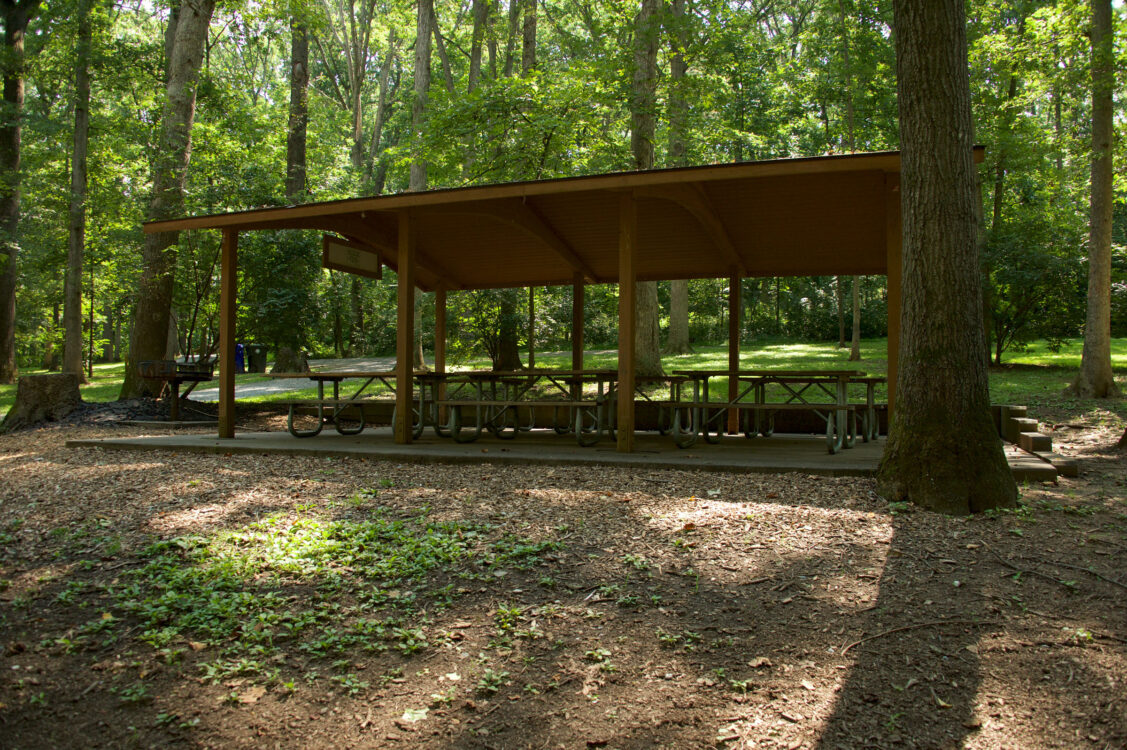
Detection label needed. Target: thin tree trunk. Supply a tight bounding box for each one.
[877,0,1017,514]
[468,0,486,91]
[285,16,309,200]
[431,3,455,93]
[836,277,846,347]
[631,0,662,376]
[366,29,396,189]
[503,0,519,78]
[120,0,216,399]
[848,276,861,360]
[837,1,862,362]
[665,0,691,355]
[410,0,432,193]
[64,0,91,382]
[1068,0,1119,398]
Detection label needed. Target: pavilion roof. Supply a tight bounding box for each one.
[145,149,981,292]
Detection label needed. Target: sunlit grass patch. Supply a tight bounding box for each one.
[107,503,562,686]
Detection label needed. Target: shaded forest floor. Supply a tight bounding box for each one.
[0,408,1125,749]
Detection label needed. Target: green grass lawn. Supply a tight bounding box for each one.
[2,338,1124,421]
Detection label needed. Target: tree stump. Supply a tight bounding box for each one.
[0,373,82,433]
[271,346,309,374]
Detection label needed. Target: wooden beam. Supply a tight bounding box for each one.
[395,211,416,444]
[417,200,598,282]
[635,183,748,276]
[572,274,584,371]
[617,193,637,453]
[435,287,447,422]
[885,173,901,418]
[728,270,741,434]
[528,287,535,368]
[218,229,238,438]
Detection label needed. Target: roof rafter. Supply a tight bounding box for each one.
[332,215,463,291]
[635,183,748,277]
[418,199,599,283]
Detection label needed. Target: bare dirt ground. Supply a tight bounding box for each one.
[1,409,1124,749]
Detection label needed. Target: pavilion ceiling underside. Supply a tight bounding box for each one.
[282,170,890,291]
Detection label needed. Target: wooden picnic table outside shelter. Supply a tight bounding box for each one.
[143,148,985,452]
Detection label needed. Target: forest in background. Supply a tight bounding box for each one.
[0,0,1125,379]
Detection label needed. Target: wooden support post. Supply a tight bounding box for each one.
[727,270,741,434]
[395,210,416,444]
[218,229,238,438]
[528,286,535,368]
[617,192,637,453]
[885,173,901,418]
[571,274,584,371]
[435,287,447,419]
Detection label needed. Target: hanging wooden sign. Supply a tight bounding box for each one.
[322,235,382,279]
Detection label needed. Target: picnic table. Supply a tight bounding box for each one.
[416,369,619,445]
[268,370,403,437]
[671,369,882,453]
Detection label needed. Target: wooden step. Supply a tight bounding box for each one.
[1034,451,1079,478]
[1018,431,1052,452]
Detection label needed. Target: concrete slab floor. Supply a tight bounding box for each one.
[68,427,883,477]
[65,427,1058,481]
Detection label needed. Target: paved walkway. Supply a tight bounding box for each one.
[188,355,396,401]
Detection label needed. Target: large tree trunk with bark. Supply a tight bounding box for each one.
[1067,0,1119,398]
[285,17,308,200]
[494,288,523,371]
[63,0,91,382]
[631,0,663,376]
[664,0,691,356]
[876,0,1017,515]
[120,0,215,399]
[0,0,38,384]
[409,0,432,370]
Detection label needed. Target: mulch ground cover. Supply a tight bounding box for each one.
[0,406,1124,749]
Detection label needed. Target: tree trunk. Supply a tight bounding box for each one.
[1067,0,1119,398]
[272,345,308,374]
[877,0,1017,515]
[503,0,519,78]
[410,0,432,370]
[0,0,38,384]
[495,288,523,370]
[64,0,91,382]
[848,276,861,360]
[120,0,216,399]
[430,3,455,93]
[836,276,846,347]
[664,0,691,356]
[468,0,486,91]
[349,275,364,354]
[410,0,431,193]
[520,0,536,74]
[0,373,81,433]
[285,17,308,200]
[631,0,663,376]
[366,28,395,189]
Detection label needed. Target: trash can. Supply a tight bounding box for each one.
[246,344,268,373]
[235,343,246,374]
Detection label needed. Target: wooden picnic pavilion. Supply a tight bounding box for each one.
[144,148,982,451]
